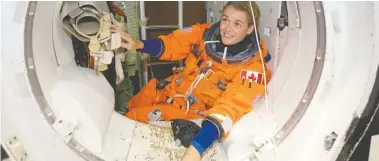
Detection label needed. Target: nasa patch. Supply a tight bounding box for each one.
[240,69,264,84]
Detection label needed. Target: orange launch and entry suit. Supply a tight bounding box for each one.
[125,23,271,137]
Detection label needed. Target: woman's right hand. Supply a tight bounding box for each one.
[111,26,144,51]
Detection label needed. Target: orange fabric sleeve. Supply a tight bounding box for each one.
[158,23,211,61]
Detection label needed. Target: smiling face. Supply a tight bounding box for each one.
[220,6,255,46]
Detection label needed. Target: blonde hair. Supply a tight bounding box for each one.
[223,1,261,28]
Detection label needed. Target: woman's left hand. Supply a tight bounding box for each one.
[110,26,144,51]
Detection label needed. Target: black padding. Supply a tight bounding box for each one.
[171,119,201,147]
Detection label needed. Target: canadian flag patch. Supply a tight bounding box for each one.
[240,69,264,84]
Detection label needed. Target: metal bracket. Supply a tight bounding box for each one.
[52,117,78,143]
[277,16,288,31]
[4,136,28,161]
[251,136,276,160]
[324,132,338,151]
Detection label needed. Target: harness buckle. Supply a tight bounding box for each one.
[185,95,198,107]
[191,44,200,58]
[147,109,164,121]
[203,69,214,80]
[172,66,184,74]
[217,80,227,91]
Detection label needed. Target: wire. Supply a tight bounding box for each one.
[249,2,280,161]
[249,2,270,119]
[148,55,155,78]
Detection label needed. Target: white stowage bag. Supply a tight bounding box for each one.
[50,66,115,153]
[222,99,279,161]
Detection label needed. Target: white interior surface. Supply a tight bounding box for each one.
[50,66,115,153]
[53,1,75,66]
[2,2,84,161]
[1,1,379,161]
[255,1,281,72]
[369,134,379,161]
[32,2,116,153]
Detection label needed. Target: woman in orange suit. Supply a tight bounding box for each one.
[112,1,271,160]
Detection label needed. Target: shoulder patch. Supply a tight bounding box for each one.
[240,69,264,84]
[180,26,193,33]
